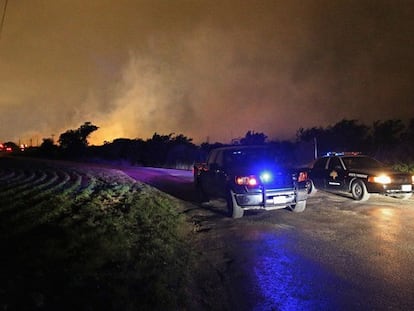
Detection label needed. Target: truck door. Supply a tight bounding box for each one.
[201,150,218,196]
[203,150,227,197]
[212,150,228,197]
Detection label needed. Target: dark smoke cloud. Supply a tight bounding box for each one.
[0,0,413,145]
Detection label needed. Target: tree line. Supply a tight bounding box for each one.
[297,119,414,163]
[18,118,414,168]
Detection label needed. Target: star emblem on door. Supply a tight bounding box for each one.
[330,170,338,180]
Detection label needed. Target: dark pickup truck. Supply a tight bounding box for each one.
[193,145,309,218]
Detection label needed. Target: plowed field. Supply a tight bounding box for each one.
[0,156,193,310]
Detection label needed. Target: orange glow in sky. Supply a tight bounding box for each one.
[0,1,413,145]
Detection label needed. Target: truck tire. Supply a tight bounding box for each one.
[290,200,306,212]
[227,190,244,219]
[306,179,317,195]
[351,180,370,201]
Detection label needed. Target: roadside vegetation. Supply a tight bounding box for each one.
[0,157,194,310]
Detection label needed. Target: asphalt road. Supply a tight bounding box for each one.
[121,166,414,310]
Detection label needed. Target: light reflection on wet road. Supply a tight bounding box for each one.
[226,195,414,310]
[249,233,342,311]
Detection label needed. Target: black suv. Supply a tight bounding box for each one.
[194,145,308,218]
[307,152,414,201]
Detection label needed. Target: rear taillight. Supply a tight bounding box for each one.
[298,171,308,183]
[235,175,259,186]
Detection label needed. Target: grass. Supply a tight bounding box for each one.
[0,157,194,310]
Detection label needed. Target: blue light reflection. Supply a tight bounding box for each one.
[250,233,345,311]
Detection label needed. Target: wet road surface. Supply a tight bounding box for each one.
[121,166,414,310]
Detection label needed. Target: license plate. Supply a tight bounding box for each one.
[273,196,287,204]
[402,184,412,191]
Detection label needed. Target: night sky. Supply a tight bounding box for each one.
[0,0,413,145]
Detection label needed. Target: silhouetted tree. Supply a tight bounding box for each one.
[392,118,414,162]
[296,118,414,163]
[58,122,98,157]
[296,126,330,155]
[372,119,404,147]
[329,119,369,152]
[401,118,414,147]
[164,134,196,168]
[39,138,58,157]
[171,134,193,145]
[297,120,369,155]
[142,133,172,165]
[371,119,405,160]
[240,131,267,145]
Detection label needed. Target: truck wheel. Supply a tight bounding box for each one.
[306,179,317,195]
[290,200,306,212]
[227,190,244,219]
[351,180,370,201]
